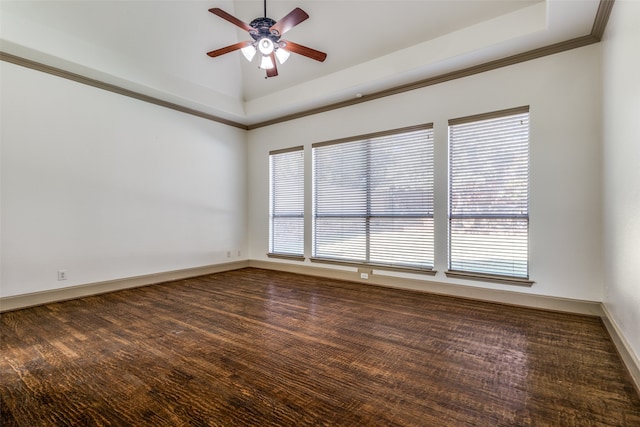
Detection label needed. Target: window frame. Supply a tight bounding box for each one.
[268,145,305,261]
[446,106,533,286]
[311,124,435,274]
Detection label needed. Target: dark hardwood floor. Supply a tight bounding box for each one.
[1,268,639,426]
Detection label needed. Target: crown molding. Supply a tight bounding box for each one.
[0,51,249,130]
[1,1,614,131]
[591,0,615,40]
[247,32,601,129]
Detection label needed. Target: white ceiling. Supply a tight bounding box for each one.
[1,0,601,126]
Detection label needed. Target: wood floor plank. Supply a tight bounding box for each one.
[1,267,639,426]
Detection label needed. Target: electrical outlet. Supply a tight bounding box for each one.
[58,270,68,281]
[358,268,372,280]
[237,250,241,257]
[226,251,231,258]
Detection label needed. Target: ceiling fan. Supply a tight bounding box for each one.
[206,0,327,78]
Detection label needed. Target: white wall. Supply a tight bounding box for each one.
[602,1,640,360]
[1,61,247,298]
[248,44,603,301]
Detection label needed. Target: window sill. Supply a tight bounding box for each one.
[445,270,534,287]
[310,257,437,276]
[267,253,305,262]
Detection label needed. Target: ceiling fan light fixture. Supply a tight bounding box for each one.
[275,48,290,64]
[258,38,274,55]
[259,54,275,70]
[240,44,257,62]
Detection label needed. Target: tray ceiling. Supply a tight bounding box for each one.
[0,1,602,126]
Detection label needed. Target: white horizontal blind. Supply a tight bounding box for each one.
[313,125,434,269]
[448,107,529,278]
[269,147,304,256]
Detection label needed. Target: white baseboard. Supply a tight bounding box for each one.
[1,259,602,316]
[600,304,640,395]
[248,260,605,316]
[0,260,250,312]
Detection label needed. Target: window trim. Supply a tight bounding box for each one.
[447,105,530,126]
[267,253,306,262]
[312,124,433,149]
[445,270,534,287]
[310,257,436,275]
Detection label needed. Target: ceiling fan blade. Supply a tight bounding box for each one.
[207,41,253,58]
[209,8,253,32]
[269,8,309,36]
[266,53,278,78]
[279,40,327,62]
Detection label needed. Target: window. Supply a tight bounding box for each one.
[312,125,434,270]
[448,106,530,280]
[269,146,304,259]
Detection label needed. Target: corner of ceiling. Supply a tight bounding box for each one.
[0,4,248,125]
[242,1,549,125]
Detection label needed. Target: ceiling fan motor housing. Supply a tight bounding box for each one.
[249,17,281,44]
